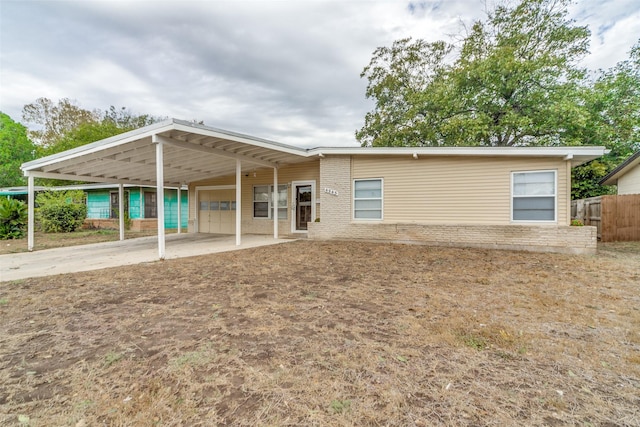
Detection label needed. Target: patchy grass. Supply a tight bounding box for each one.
[0,240,639,426]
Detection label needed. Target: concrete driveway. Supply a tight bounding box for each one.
[0,234,294,282]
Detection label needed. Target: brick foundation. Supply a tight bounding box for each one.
[83,218,161,232]
[308,222,597,255]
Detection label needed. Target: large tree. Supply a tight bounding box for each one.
[571,40,640,199]
[22,98,165,157]
[38,106,164,157]
[357,0,590,147]
[22,98,98,148]
[21,98,164,185]
[0,113,36,187]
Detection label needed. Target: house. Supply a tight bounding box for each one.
[1,183,188,231]
[20,119,606,256]
[599,150,640,194]
[81,184,188,231]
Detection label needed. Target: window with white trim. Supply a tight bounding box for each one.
[253,185,287,219]
[512,170,556,221]
[354,178,383,220]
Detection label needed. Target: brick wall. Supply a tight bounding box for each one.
[315,155,351,233]
[308,222,596,254]
[84,218,160,232]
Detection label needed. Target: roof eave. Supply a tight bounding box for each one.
[21,119,177,172]
[599,150,640,186]
[308,146,607,166]
[21,118,311,174]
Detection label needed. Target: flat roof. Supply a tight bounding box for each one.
[21,118,608,186]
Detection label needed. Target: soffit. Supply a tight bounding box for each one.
[22,120,311,187]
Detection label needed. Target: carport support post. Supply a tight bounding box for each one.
[273,167,278,239]
[155,138,166,260]
[118,184,125,241]
[236,159,241,246]
[27,174,34,251]
[177,187,182,234]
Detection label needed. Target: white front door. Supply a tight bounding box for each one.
[291,181,315,233]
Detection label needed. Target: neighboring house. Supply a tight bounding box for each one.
[82,184,188,231]
[0,186,41,201]
[20,119,607,255]
[599,150,640,194]
[0,183,188,230]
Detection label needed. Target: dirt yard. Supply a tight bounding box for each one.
[1,240,639,426]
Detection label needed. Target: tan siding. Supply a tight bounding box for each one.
[188,160,320,235]
[352,156,569,225]
[618,166,640,195]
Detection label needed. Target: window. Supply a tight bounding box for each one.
[144,192,157,218]
[109,192,129,219]
[253,185,287,219]
[354,178,382,220]
[512,171,556,221]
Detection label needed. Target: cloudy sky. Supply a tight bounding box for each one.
[1,0,639,148]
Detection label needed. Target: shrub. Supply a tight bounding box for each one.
[36,190,87,233]
[571,219,584,226]
[0,198,28,239]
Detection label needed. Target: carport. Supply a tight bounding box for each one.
[21,119,312,259]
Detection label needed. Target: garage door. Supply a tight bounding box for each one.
[198,190,236,234]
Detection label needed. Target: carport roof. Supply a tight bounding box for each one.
[21,119,313,187]
[21,118,607,186]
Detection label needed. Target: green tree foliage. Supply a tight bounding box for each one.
[0,198,28,239]
[36,190,87,233]
[358,0,640,199]
[358,0,590,147]
[571,40,640,199]
[102,105,160,130]
[22,98,164,156]
[584,42,639,155]
[22,98,98,148]
[0,113,37,187]
[39,106,163,157]
[20,98,165,185]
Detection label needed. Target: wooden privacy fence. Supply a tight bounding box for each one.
[572,194,640,242]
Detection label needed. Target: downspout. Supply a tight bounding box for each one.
[565,154,573,226]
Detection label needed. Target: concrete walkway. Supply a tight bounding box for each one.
[0,234,295,282]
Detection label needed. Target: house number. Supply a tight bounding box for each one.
[324,187,339,196]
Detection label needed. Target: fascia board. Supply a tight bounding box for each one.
[21,119,177,171]
[308,146,607,166]
[171,120,309,157]
[307,146,607,157]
